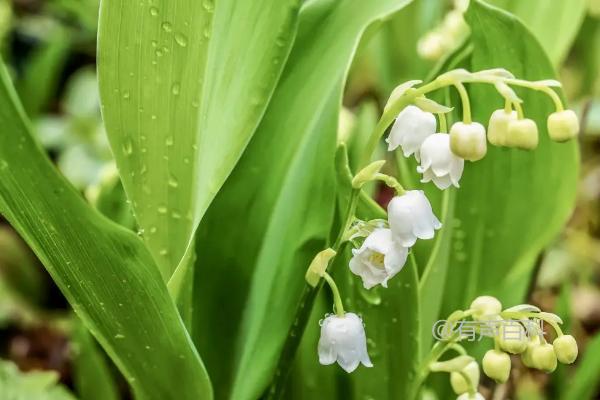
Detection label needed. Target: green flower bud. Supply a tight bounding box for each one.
[531,343,558,372]
[547,110,579,142]
[470,296,502,321]
[553,335,578,364]
[450,361,480,395]
[498,322,528,354]
[521,336,541,368]
[482,349,511,383]
[450,122,488,161]
[487,109,517,146]
[505,118,539,150]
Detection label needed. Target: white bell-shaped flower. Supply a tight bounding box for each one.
[318,313,373,373]
[388,190,442,247]
[386,105,437,159]
[349,229,408,289]
[417,134,464,190]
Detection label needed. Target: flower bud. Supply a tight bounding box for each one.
[482,349,511,383]
[498,322,528,354]
[505,119,539,150]
[450,122,487,161]
[487,109,517,146]
[521,336,540,368]
[553,335,578,364]
[547,110,579,142]
[531,343,558,372]
[450,360,480,395]
[470,296,502,321]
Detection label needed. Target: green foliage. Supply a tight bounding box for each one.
[97,0,301,280]
[0,59,212,400]
[0,359,77,400]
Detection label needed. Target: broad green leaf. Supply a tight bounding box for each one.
[193,1,411,398]
[72,320,119,400]
[97,0,301,278]
[0,60,212,400]
[440,0,579,313]
[0,359,77,400]
[489,0,587,66]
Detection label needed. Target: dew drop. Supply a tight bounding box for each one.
[122,91,130,100]
[165,136,174,146]
[157,206,168,214]
[122,139,133,155]
[202,0,214,12]
[175,33,188,47]
[149,6,159,16]
[114,334,125,339]
[168,176,179,187]
[0,160,7,170]
[151,40,158,47]
[171,83,180,96]
[159,249,168,256]
[161,22,173,32]
[155,48,164,57]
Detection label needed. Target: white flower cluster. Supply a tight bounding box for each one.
[320,189,442,372]
[317,69,579,377]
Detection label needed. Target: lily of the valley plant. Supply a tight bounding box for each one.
[304,68,579,398]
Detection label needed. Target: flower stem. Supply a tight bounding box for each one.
[454,82,472,124]
[438,112,448,133]
[323,272,345,316]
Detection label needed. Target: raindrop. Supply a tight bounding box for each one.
[175,33,188,47]
[122,91,130,100]
[149,226,157,234]
[149,6,159,16]
[171,83,180,96]
[202,0,214,12]
[171,211,181,219]
[155,49,164,57]
[122,139,133,155]
[161,22,173,32]
[168,176,178,187]
[114,334,125,339]
[165,136,174,146]
[159,249,168,256]
[157,206,168,214]
[151,40,158,47]
[0,160,7,170]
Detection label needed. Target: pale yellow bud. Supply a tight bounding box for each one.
[553,335,578,364]
[482,349,511,383]
[470,296,502,321]
[521,336,541,368]
[498,322,528,354]
[547,110,579,142]
[506,119,539,150]
[531,343,558,372]
[487,109,517,146]
[450,360,480,394]
[450,122,487,161]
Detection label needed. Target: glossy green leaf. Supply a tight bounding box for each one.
[0,59,212,400]
[193,1,411,398]
[97,0,301,278]
[440,0,579,313]
[489,0,587,66]
[72,320,119,400]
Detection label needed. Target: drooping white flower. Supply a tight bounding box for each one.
[387,190,442,247]
[318,313,373,373]
[386,105,437,159]
[349,229,408,289]
[417,134,464,190]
